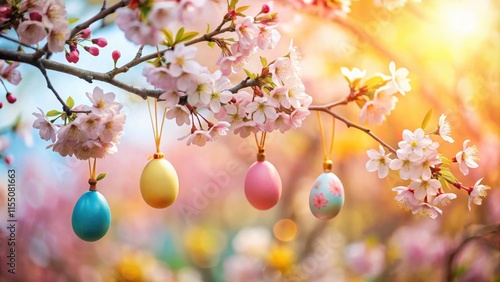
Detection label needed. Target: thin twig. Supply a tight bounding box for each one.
[69,0,130,39]
[308,106,397,154]
[0,34,38,51]
[33,60,73,115]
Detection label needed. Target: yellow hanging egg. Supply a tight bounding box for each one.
[140,156,179,208]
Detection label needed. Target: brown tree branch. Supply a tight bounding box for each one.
[308,105,397,154]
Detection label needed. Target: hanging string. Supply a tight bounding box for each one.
[88,158,97,191]
[316,111,336,171]
[254,131,267,161]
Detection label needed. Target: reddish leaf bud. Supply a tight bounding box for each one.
[112,50,121,62]
[81,28,91,39]
[92,37,108,47]
[6,93,16,104]
[261,4,270,14]
[4,155,13,165]
[84,46,99,56]
[29,11,43,21]
[66,50,80,63]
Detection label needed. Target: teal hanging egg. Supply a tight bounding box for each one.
[72,190,111,242]
[309,172,344,220]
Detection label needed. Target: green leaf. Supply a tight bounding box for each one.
[243,68,254,79]
[363,75,384,90]
[68,18,79,24]
[175,27,185,43]
[259,56,267,68]
[206,24,210,34]
[355,97,367,109]
[229,0,239,9]
[421,108,433,130]
[96,173,107,182]
[46,110,61,117]
[162,29,174,46]
[235,5,250,13]
[180,31,199,43]
[207,41,215,48]
[66,96,74,109]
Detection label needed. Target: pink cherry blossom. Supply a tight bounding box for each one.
[386,61,411,95]
[100,113,126,143]
[148,1,177,29]
[47,20,70,52]
[389,150,420,180]
[257,26,281,50]
[159,89,186,109]
[143,65,177,90]
[467,178,490,211]
[366,145,392,178]
[392,186,420,211]
[86,87,122,114]
[115,8,162,46]
[437,114,454,143]
[164,44,200,77]
[165,105,191,126]
[432,193,457,207]
[32,107,57,142]
[235,16,259,49]
[397,128,432,161]
[245,96,277,124]
[340,67,366,87]
[233,121,260,138]
[455,139,479,175]
[409,178,441,201]
[178,129,212,146]
[290,107,310,128]
[411,202,442,219]
[312,193,329,209]
[264,112,292,133]
[1,61,22,85]
[209,121,231,140]
[16,20,47,45]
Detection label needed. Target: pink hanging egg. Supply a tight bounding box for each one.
[244,160,282,210]
[309,172,344,220]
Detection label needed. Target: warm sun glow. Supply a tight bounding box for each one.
[444,7,478,36]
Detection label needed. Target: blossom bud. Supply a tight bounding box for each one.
[261,4,270,14]
[84,46,99,56]
[29,11,43,21]
[80,28,91,39]
[66,50,80,63]
[112,50,121,62]
[6,93,16,104]
[0,7,12,19]
[92,37,108,48]
[4,155,13,165]
[0,101,3,109]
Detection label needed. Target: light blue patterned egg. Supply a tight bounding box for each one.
[309,172,345,220]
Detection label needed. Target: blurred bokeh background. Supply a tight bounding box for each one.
[0,0,498,281]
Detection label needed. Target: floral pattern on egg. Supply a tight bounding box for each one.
[309,172,345,220]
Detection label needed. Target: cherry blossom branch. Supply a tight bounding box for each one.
[0,48,164,98]
[32,60,89,115]
[109,25,234,77]
[69,0,130,39]
[308,105,397,154]
[0,34,37,51]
